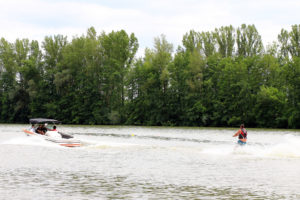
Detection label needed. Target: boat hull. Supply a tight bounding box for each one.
[23,129,81,147]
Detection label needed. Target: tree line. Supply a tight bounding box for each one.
[0,24,300,128]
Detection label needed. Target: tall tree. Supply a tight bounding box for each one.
[214,25,235,57]
[282,57,300,128]
[168,47,190,125]
[127,35,173,125]
[0,38,16,122]
[236,24,264,57]
[200,31,216,57]
[182,30,202,53]
[278,29,290,59]
[289,25,300,57]
[99,30,138,124]
[13,39,31,122]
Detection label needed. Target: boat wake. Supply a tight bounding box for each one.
[3,130,300,159]
[2,136,60,148]
[207,134,300,158]
[77,136,144,149]
[77,133,300,159]
[260,135,300,158]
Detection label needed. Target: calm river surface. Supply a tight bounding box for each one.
[1,124,300,199]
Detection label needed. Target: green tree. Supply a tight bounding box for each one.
[200,31,216,57]
[278,29,290,59]
[99,30,138,124]
[167,47,190,125]
[236,24,264,57]
[184,50,207,125]
[289,25,300,57]
[127,35,173,125]
[182,30,202,53]
[41,34,68,119]
[214,25,235,57]
[255,86,286,127]
[282,57,300,128]
[0,38,16,122]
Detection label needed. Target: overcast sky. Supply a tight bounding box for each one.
[1,0,299,55]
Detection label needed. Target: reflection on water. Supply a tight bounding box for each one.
[0,125,300,199]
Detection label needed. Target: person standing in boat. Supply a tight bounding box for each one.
[232,124,247,145]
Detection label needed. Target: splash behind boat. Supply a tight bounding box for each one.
[23,118,81,147]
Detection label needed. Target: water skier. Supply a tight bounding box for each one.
[233,124,247,146]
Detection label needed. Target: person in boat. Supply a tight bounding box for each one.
[36,125,43,135]
[36,124,47,135]
[29,124,36,133]
[232,124,247,145]
[47,125,57,131]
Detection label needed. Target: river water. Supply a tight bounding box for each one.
[0,124,300,199]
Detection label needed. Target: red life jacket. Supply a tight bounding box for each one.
[240,128,247,139]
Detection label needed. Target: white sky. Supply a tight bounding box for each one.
[0,0,299,56]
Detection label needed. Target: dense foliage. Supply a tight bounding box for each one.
[1,25,300,128]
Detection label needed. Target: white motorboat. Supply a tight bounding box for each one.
[23,118,81,147]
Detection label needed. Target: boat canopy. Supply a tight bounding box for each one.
[29,118,61,124]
